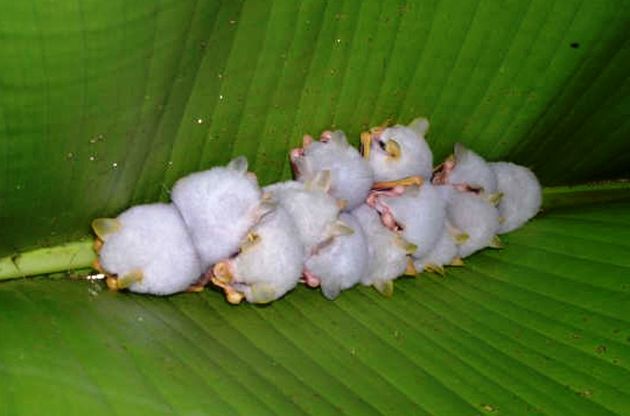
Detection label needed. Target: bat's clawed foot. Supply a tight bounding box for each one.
[301,268,321,288]
[209,261,245,304]
[212,261,233,284]
[431,155,455,185]
[225,287,245,304]
[105,276,119,291]
[186,269,214,293]
[372,176,423,191]
[105,269,143,291]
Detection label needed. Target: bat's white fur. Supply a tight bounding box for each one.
[368,118,433,181]
[264,180,341,253]
[446,192,500,258]
[351,204,408,288]
[171,156,261,269]
[374,184,446,258]
[445,144,497,194]
[490,162,542,233]
[231,206,305,303]
[91,114,543,302]
[413,225,458,271]
[294,131,374,210]
[99,204,202,295]
[305,213,369,300]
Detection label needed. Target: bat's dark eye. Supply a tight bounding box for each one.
[378,140,386,150]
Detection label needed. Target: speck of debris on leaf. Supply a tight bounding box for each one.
[578,389,593,398]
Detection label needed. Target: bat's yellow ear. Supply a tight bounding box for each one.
[227,155,248,174]
[450,257,464,267]
[489,235,503,249]
[328,220,354,237]
[329,131,348,146]
[395,237,417,255]
[307,169,332,193]
[360,131,372,159]
[487,192,503,206]
[249,284,277,304]
[408,117,430,136]
[424,263,445,276]
[91,218,121,241]
[385,139,401,159]
[454,143,471,162]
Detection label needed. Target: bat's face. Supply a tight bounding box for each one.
[366,187,406,233]
[289,134,315,178]
[362,128,402,164]
[290,131,348,178]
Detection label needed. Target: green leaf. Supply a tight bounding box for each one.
[1,0,629,256]
[1,1,629,414]
[1,196,629,415]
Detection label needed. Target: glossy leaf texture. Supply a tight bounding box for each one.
[1,0,629,256]
[0,197,629,415]
[1,2,630,414]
